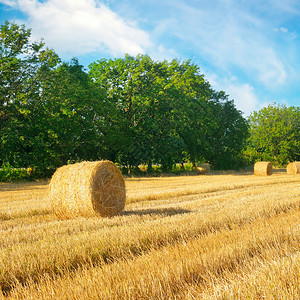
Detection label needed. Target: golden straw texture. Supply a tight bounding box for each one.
[254,161,272,176]
[286,161,300,175]
[50,161,126,218]
[196,163,210,175]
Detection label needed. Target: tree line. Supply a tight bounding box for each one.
[0,21,299,177]
[246,104,300,166]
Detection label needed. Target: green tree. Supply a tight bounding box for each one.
[166,59,212,168]
[1,21,249,174]
[0,22,105,172]
[23,59,105,169]
[89,54,249,171]
[246,103,300,166]
[89,54,183,171]
[0,21,60,168]
[206,92,250,169]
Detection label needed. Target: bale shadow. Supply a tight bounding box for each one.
[272,168,286,174]
[121,208,191,217]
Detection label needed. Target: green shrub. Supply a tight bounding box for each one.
[0,163,56,182]
[0,163,30,182]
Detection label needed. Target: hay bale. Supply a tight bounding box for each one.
[286,161,300,175]
[254,161,272,176]
[196,163,210,175]
[50,160,126,218]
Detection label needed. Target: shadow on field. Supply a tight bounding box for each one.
[272,168,286,174]
[0,180,49,192]
[121,208,191,217]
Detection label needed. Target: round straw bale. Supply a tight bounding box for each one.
[196,163,210,175]
[50,160,126,218]
[286,161,300,175]
[254,161,272,176]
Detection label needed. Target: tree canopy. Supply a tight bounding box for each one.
[246,103,300,166]
[89,54,249,170]
[0,21,250,176]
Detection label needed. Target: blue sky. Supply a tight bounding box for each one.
[1,0,300,116]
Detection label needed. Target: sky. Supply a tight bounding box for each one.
[1,0,300,116]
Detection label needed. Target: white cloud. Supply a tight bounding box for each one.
[149,45,179,61]
[225,83,259,116]
[0,0,17,6]
[3,0,152,57]
[2,0,299,111]
[205,72,259,116]
[152,0,289,88]
[264,0,300,15]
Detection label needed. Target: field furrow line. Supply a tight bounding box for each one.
[6,209,299,299]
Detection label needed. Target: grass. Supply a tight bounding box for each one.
[0,170,299,299]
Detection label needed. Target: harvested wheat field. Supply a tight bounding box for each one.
[0,171,299,299]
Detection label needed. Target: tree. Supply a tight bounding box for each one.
[19,59,105,169]
[246,103,300,166]
[0,22,105,172]
[0,21,60,168]
[89,54,184,171]
[89,54,249,170]
[166,59,212,168]
[0,21,249,173]
[206,92,250,169]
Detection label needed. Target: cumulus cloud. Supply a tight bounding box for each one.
[2,0,152,57]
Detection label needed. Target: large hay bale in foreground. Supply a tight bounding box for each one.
[196,163,210,175]
[50,160,126,218]
[254,161,272,176]
[286,161,300,175]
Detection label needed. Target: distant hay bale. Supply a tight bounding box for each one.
[254,161,272,176]
[286,161,300,175]
[50,160,126,219]
[196,163,210,175]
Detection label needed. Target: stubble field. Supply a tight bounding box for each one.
[0,171,299,299]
